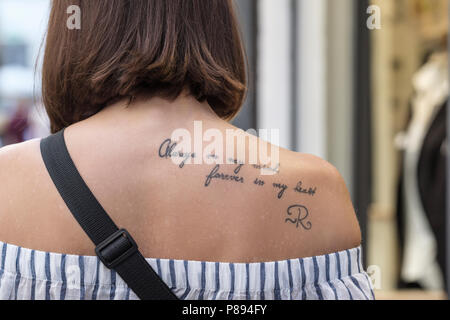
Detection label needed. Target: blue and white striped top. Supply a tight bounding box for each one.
[0,241,374,300]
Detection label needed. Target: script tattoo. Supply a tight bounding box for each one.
[252,163,280,174]
[227,158,245,175]
[285,205,312,230]
[293,181,317,197]
[205,165,245,187]
[273,183,288,199]
[159,138,177,158]
[254,178,265,186]
[158,138,321,204]
[158,138,195,168]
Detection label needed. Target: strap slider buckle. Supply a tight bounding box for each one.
[95,229,138,269]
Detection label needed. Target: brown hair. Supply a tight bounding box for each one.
[42,0,247,133]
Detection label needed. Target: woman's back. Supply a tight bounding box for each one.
[0,0,373,300]
[0,95,361,262]
[0,95,373,300]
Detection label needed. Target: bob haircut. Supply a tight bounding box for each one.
[42,0,247,133]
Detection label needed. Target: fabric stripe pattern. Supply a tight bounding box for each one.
[0,242,374,300]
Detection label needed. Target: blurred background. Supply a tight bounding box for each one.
[0,0,448,300]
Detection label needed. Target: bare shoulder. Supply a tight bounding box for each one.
[0,139,42,181]
[0,139,43,213]
[224,128,362,258]
[270,148,362,255]
[0,139,56,243]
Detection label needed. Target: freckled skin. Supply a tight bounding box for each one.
[0,94,361,262]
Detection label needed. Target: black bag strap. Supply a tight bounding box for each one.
[40,130,178,300]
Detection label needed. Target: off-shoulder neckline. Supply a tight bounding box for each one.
[0,240,362,266]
